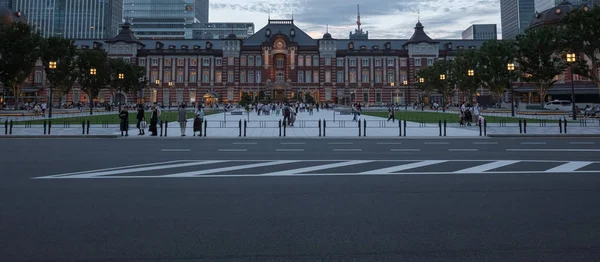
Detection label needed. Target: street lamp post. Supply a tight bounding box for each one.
[48,61,57,118]
[117,73,124,111]
[566,53,577,120]
[440,74,446,112]
[467,69,474,105]
[403,80,409,110]
[89,68,96,115]
[419,77,425,111]
[507,63,515,117]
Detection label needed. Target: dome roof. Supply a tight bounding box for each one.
[529,0,589,28]
[0,6,26,25]
[322,32,332,39]
[226,32,237,39]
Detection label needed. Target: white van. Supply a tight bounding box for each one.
[544,100,572,111]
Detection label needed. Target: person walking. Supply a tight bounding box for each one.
[178,104,188,137]
[193,107,204,137]
[387,106,395,122]
[136,105,145,135]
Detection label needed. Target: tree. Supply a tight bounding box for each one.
[416,66,436,109]
[516,26,568,106]
[304,92,316,104]
[77,49,110,115]
[239,92,252,108]
[0,22,42,108]
[420,59,455,111]
[563,6,600,98]
[452,49,483,104]
[108,58,146,110]
[478,40,517,104]
[40,37,79,116]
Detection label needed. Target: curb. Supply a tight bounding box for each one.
[0,135,120,139]
[113,136,489,140]
[487,134,600,138]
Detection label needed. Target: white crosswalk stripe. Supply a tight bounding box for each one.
[33,160,600,179]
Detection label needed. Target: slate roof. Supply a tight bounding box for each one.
[105,23,144,46]
[529,0,589,28]
[243,19,317,46]
[403,21,439,47]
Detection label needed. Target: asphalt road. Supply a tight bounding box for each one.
[1,137,600,261]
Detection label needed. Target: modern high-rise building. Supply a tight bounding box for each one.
[192,22,255,39]
[0,0,11,8]
[500,0,535,39]
[11,0,122,39]
[462,24,498,40]
[123,0,209,39]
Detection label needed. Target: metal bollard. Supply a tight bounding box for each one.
[82,121,86,135]
[164,121,168,137]
[203,119,207,137]
[9,120,13,135]
[479,121,482,136]
[443,120,447,136]
[48,120,52,135]
[363,119,367,137]
[283,120,287,137]
[239,119,242,137]
[4,120,7,135]
[484,120,487,136]
[323,120,326,137]
[559,119,563,134]
[87,120,90,135]
[403,120,407,136]
[125,120,128,136]
[243,120,247,137]
[319,119,322,137]
[199,120,203,137]
[358,120,362,137]
[398,120,402,137]
[279,120,282,137]
[519,119,523,134]
[160,121,163,137]
[43,120,47,135]
[564,119,568,134]
[439,120,442,136]
[523,119,527,134]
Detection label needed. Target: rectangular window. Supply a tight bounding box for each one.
[139,59,146,66]
[151,70,158,82]
[191,59,197,66]
[350,69,357,82]
[248,56,254,66]
[177,58,184,66]
[400,71,407,82]
[349,59,356,66]
[375,90,382,103]
[276,72,284,82]
[203,58,210,66]
[375,59,381,67]
[241,56,246,66]
[313,70,318,83]
[298,71,304,83]
[151,58,158,66]
[276,58,284,68]
[305,56,311,67]
[325,70,331,82]
[298,55,304,66]
[240,71,246,83]
[190,71,197,82]
[313,56,319,67]
[337,58,344,66]
[176,89,183,104]
[388,71,394,83]
[256,71,261,83]
[164,72,171,83]
[216,58,222,66]
[202,70,209,82]
[415,59,421,66]
[363,91,369,103]
[256,56,262,66]
[361,70,369,83]
[73,89,80,103]
[375,71,382,83]
[165,59,172,66]
[337,71,344,83]
[248,72,254,83]
[400,58,407,66]
[162,89,169,105]
[427,58,433,66]
[387,58,394,66]
[325,57,331,66]
[215,71,222,83]
[227,70,233,82]
[228,57,234,66]
[305,71,311,83]
[362,59,369,66]
[177,70,184,83]
[34,71,42,83]
[189,90,196,103]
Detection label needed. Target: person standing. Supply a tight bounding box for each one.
[149,106,158,136]
[136,105,145,135]
[178,104,188,136]
[119,109,129,136]
[193,107,204,137]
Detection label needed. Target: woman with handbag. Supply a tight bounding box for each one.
[136,105,145,135]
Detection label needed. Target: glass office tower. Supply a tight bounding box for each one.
[123,0,207,39]
[501,0,535,39]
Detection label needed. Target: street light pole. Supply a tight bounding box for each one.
[507,63,515,117]
[403,80,408,110]
[419,77,425,111]
[440,74,446,112]
[566,53,577,120]
[48,61,57,118]
[89,68,97,115]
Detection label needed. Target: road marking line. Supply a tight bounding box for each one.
[473,142,498,145]
[34,160,187,178]
[391,149,420,152]
[233,142,257,145]
[218,149,248,152]
[425,142,449,145]
[261,160,371,176]
[161,149,191,152]
[161,161,296,177]
[333,149,362,152]
[453,161,519,174]
[36,161,226,179]
[281,142,306,145]
[377,142,402,145]
[360,160,447,174]
[328,142,354,145]
[569,142,595,145]
[448,149,478,152]
[520,142,547,145]
[507,149,600,152]
[545,161,593,173]
[275,149,304,152]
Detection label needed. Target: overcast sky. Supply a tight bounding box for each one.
[209,0,502,40]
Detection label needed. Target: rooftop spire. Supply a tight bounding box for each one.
[356,4,361,31]
[326,24,329,33]
[418,11,420,22]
